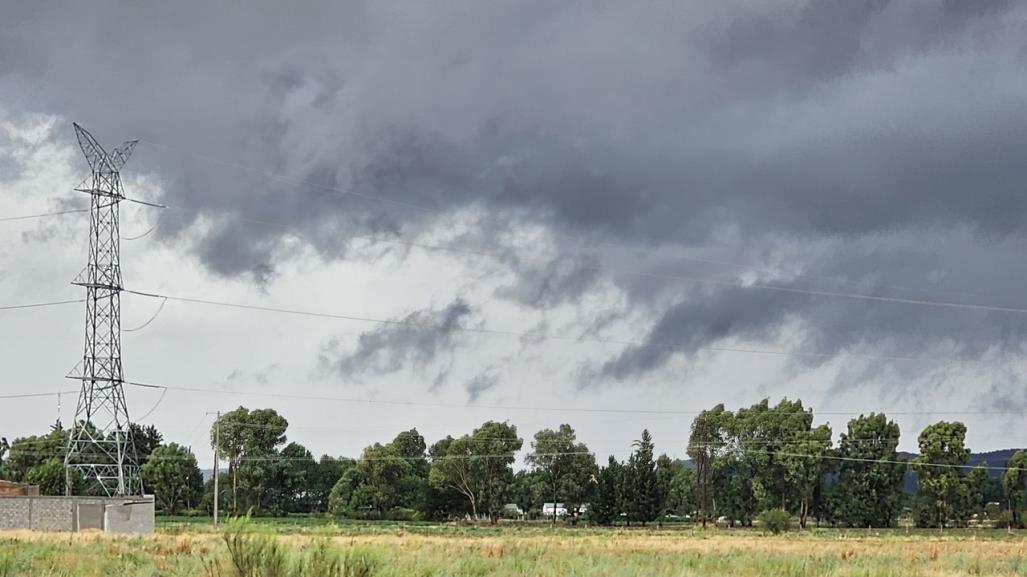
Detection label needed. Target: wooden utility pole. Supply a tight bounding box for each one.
[213,411,220,529]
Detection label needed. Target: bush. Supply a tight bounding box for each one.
[992,510,1027,529]
[386,507,420,521]
[758,508,792,534]
[217,524,379,577]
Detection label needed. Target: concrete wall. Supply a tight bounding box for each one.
[0,495,154,534]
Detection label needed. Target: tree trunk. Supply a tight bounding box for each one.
[231,460,238,514]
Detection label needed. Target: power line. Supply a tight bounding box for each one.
[0,389,78,400]
[122,297,168,332]
[121,223,158,241]
[0,298,84,311]
[0,208,89,222]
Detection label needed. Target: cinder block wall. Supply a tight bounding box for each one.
[0,496,154,534]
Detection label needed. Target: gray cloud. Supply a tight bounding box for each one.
[4,0,1027,395]
[464,370,500,402]
[318,299,472,381]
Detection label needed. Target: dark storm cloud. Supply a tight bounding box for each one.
[465,370,500,402]
[318,299,472,380]
[594,287,800,381]
[4,0,1027,385]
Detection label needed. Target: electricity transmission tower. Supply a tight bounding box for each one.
[64,123,142,497]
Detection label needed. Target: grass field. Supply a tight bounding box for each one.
[4,520,1027,576]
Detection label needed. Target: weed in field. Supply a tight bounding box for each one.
[0,552,12,577]
[223,523,287,577]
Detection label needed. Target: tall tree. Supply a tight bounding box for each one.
[428,421,522,522]
[962,464,990,522]
[780,423,832,529]
[687,405,732,527]
[832,413,905,528]
[353,442,415,517]
[211,407,289,515]
[1,422,68,483]
[311,455,352,513]
[129,423,164,465]
[733,399,813,514]
[656,454,695,520]
[278,442,318,513]
[913,421,970,528]
[235,409,289,515]
[591,456,623,525]
[526,424,596,523]
[210,407,250,513]
[1003,451,1027,527]
[141,443,203,514]
[422,437,467,520]
[625,429,661,525]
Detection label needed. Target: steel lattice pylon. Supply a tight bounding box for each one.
[64,123,142,497]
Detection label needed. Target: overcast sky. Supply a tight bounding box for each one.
[3,1,1027,466]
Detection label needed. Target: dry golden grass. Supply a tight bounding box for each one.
[3,527,1027,576]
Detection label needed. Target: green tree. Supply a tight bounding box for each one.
[591,456,623,525]
[656,454,695,520]
[733,399,813,514]
[913,421,970,528]
[141,443,203,514]
[1,422,68,483]
[422,437,467,520]
[278,442,318,513]
[354,442,415,517]
[505,469,546,518]
[385,429,430,513]
[625,429,661,525]
[832,414,905,528]
[962,464,990,523]
[525,424,596,523]
[129,423,163,466]
[210,407,250,513]
[780,423,832,529]
[311,455,352,513]
[328,466,362,517]
[212,407,288,515]
[428,421,522,522]
[687,405,732,527]
[26,458,83,495]
[1003,451,1027,527]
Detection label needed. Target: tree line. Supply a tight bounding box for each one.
[2,398,1026,528]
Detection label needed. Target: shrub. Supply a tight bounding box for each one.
[993,510,1027,530]
[222,528,286,577]
[386,507,420,521]
[295,540,341,577]
[758,508,792,534]
[340,547,380,577]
